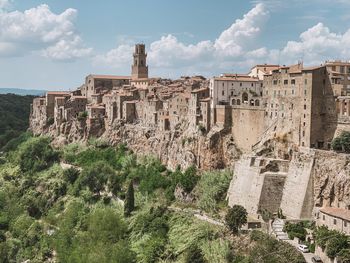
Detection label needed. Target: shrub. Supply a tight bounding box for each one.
[16,137,59,173]
[332,131,350,153]
[283,222,307,241]
[225,205,248,234]
[196,170,231,212]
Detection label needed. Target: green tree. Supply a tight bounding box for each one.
[76,161,116,195]
[16,137,59,173]
[332,131,350,153]
[225,205,247,234]
[124,181,135,217]
[184,245,206,263]
[326,234,349,259]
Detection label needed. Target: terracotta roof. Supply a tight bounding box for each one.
[320,207,350,221]
[302,65,324,71]
[131,78,149,81]
[213,76,260,82]
[325,61,350,66]
[191,87,209,93]
[90,75,131,80]
[47,91,70,95]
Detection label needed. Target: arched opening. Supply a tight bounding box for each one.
[242,92,248,103]
[250,99,255,106]
[255,99,260,106]
[237,99,241,105]
[232,99,236,105]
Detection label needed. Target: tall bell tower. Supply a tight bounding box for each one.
[131,44,148,80]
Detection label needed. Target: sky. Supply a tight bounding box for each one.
[1,0,350,90]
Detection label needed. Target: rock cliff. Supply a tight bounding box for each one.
[31,118,241,171]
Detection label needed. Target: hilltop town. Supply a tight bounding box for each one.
[29,44,350,261]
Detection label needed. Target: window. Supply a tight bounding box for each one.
[334,219,337,225]
[240,83,242,87]
[222,90,224,96]
[302,131,305,137]
[304,90,307,96]
[345,221,348,227]
[305,79,308,85]
[340,66,345,73]
[292,89,294,95]
[284,80,288,85]
[251,83,254,87]
[291,79,296,85]
[222,83,224,87]
[323,215,325,220]
[273,80,278,85]
[303,122,306,127]
[304,105,307,110]
[231,91,234,96]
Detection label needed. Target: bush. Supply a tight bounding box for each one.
[196,170,231,212]
[283,222,307,241]
[75,161,118,195]
[225,205,247,234]
[332,131,350,153]
[16,137,59,173]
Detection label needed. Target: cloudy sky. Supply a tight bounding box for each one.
[1,0,350,90]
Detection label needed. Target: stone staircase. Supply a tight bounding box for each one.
[272,218,289,240]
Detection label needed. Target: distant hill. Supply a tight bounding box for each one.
[0,93,36,149]
[0,88,46,96]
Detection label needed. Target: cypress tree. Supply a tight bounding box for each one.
[124,180,135,216]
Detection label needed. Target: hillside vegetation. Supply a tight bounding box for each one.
[0,135,305,263]
[0,93,36,150]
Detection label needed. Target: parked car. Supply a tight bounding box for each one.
[297,244,309,253]
[311,256,323,263]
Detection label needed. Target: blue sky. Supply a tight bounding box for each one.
[1,0,350,90]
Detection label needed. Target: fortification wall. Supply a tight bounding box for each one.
[230,107,265,153]
[227,157,264,216]
[279,150,315,219]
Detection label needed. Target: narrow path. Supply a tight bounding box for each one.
[169,206,224,226]
[271,219,314,263]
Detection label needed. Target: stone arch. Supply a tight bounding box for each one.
[255,99,260,106]
[242,92,248,103]
[237,99,241,105]
[232,99,236,105]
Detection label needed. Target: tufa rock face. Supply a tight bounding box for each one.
[33,117,241,170]
[312,150,350,209]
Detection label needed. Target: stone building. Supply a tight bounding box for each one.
[46,91,70,118]
[131,44,148,80]
[249,64,280,80]
[209,74,263,126]
[317,207,350,235]
[189,88,210,131]
[81,75,131,102]
[262,63,337,149]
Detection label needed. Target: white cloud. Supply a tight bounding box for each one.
[0,0,11,10]
[274,23,350,65]
[0,4,92,60]
[97,3,269,73]
[94,3,350,76]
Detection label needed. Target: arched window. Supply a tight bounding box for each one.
[232,99,236,105]
[242,92,248,103]
[255,99,260,106]
[141,60,144,66]
[250,99,255,106]
[237,99,241,105]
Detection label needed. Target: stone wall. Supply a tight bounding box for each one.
[230,107,265,152]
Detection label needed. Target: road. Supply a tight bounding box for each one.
[272,219,314,263]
